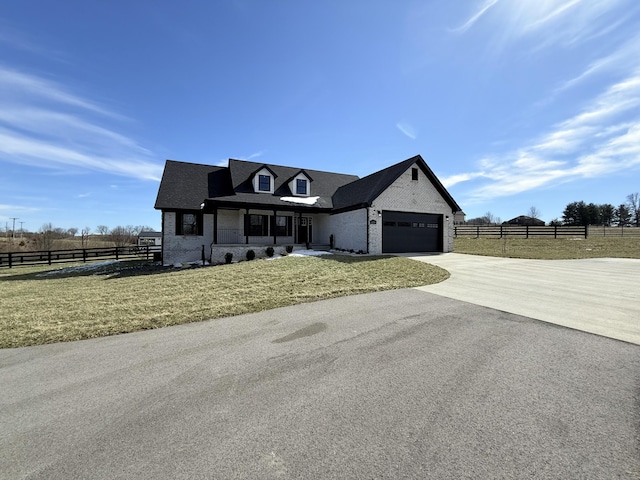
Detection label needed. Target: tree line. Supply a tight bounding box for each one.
[461,193,639,227]
[2,224,155,252]
[558,193,639,227]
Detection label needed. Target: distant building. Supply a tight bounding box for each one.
[138,231,162,246]
[503,215,545,226]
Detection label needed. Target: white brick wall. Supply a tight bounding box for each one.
[368,163,455,254]
[162,212,213,265]
[328,209,368,252]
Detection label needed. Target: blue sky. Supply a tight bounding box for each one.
[1,0,639,232]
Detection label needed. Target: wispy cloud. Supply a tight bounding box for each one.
[0,65,162,181]
[440,172,486,188]
[450,0,499,34]
[555,33,640,94]
[396,122,417,140]
[247,150,265,160]
[0,203,40,222]
[453,67,640,203]
[451,0,634,51]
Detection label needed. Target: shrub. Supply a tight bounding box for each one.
[224,252,233,264]
[246,249,255,261]
[286,245,293,253]
[266,246,275,257]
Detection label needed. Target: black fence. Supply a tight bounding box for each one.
[454,225,640,238]
[454,225,588,238]
[0,245,161,268]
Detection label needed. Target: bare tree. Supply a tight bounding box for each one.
[33,223,57,251]
[81,227,91,248]
[528,206,541,220]
[110,225,136,247]
[627,193,640,227]
[96,225,109,235]
[67,227,78,237]
[483,212,502,225]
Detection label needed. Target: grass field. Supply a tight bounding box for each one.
[0,255,449,348]
[454,236,640,259]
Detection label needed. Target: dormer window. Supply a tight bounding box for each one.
[252,166,277,193]
[258,174,271,192]
[288,170,313,197]
[296,179,307,195]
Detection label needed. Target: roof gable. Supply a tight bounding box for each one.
[332,155,461,213]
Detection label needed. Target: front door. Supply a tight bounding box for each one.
[296,217,313,244]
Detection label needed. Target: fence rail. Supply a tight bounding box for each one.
[0,245,161,268]
[454,225,640,238]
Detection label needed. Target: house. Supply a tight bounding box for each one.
[503,215,545,226]
[137,231,162,247]
[154,155,462,265]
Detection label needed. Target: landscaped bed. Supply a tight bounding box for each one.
[0,254,449,348]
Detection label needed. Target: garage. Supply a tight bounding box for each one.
[382,211,442,253]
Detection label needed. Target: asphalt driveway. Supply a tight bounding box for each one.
[2,287,639,479]
[408,253,640,345]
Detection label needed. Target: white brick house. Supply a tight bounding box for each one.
[154,155,462,264]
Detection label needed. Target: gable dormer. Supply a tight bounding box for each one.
[287,170,314,197]
[251,166,277,194]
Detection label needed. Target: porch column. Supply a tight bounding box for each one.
[213,207,218,244]
[273,209,277,245]
[245,208,249,244]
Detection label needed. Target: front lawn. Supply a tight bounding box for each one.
[0,255,449,348]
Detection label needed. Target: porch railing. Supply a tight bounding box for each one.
[215,229,299,245]
[217,229,244,244]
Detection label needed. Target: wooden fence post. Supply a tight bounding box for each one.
[48,251,52,265]
[526,225,529,239]
[8,253,12,269]
[554,225,557,239]
[585,225,589,239]
[476,226,480,239]
[115,247,119,260]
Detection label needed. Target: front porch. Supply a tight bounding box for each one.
[207,207,332,248]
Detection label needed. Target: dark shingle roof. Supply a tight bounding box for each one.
[207,159,358,210]
[332,155,461,213]
[154,160,231,210]
[155,155,461,214]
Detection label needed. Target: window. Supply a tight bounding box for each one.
[272,216,292,236]
[258,175,271,192]
[176,212,202,236]
[245,214,269,236]
[411,168,419,181]
[296,179,307,195]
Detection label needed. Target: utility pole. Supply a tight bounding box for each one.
[9,217,18,244]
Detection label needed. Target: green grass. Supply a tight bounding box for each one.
[454,236,640,259]
[0,255,449,348]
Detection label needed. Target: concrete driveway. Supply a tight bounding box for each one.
[407,253,640,345]
[2,289,639,479]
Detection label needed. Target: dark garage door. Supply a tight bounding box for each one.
[382,211,442,253]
